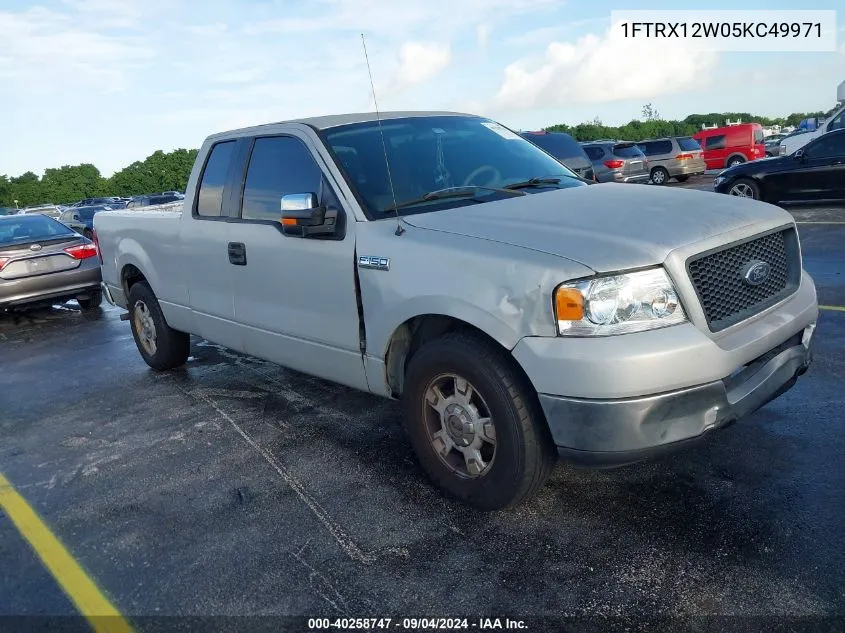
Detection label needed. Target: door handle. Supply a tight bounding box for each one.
[227,242,246,266]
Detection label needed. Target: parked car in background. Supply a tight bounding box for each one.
[713,128,845,204]
[96,110,817,509]
[779,96,845,156]
[126,192,185,209]
[58,204,115,238]
[693,123,766,169]
[0,214,102,311]
[636,137,706,185]
[764,133,790,156]
[580,141,650,183]
[0,207,18,216]
[22,204,62,219]
[70,197,126,209]
[519,131,595,181]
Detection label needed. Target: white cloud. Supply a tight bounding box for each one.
[386,41,451,91]
[0,6,153,93]
[494,24,717,110]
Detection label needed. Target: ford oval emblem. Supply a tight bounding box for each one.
[742,260,771,286]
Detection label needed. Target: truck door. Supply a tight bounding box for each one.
[225,132,368,392]
[180,139,245,351]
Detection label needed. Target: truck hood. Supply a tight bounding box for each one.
[401,183,792,273]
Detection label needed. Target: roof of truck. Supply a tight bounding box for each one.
[206,111,478,140]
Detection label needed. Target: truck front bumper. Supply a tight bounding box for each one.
[539,324,813,466]
[513,273,818,466]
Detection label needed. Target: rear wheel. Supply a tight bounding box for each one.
[727,156,745,168]
[77,290,102,311]
[728,178,760,200]
[650,166,669,185]
[127,281,190,370]
[402,331,556,510]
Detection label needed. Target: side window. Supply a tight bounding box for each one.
[827,111,844,132]
[584,146,604,161]
[806,134,845,159]
[241,136,322,222]
[196,140,236,217]
[705,135,726,150]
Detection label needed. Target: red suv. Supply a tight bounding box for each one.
[693,123,765,170]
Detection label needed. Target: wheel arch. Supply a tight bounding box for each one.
[382,313,537,402]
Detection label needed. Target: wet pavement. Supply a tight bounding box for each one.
[1,197,844,630]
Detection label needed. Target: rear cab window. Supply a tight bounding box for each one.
[195,140,237,217]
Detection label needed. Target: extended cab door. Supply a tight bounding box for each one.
[225,132,368,391]
[180,138,245,350]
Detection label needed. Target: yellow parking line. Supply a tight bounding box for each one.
[0,473,134,633]
[820,305,845,312]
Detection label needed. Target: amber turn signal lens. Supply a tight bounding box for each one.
[280,218,297,226]
[555,287,584,321]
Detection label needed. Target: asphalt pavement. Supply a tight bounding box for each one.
[1,182,844,632]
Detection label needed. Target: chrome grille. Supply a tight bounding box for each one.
[687,228,800,332]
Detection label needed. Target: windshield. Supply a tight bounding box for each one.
[321,116,585,219]
[0,215,74,247]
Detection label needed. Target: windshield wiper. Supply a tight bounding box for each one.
[503,176,568,190]
[384,186,525,213]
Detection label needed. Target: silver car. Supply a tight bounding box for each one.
[581,141,650,183]
[636,137,707,185]
[0,214,102,311]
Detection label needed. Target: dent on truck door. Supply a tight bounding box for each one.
[227,134,368,392]
[182,139,243,350]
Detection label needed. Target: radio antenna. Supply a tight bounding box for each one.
[361,33,405,236]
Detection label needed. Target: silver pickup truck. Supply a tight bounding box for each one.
[95,111,818,509]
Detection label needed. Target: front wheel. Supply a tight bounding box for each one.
[728,178,760,200]
[402,331,556,510]
[127,281,190,370]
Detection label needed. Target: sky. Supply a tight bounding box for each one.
[0,0,843,178]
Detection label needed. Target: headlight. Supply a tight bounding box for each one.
[554,268,687,336]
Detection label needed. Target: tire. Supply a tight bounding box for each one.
[675,175,690,182]
[650,166,669,185]
[127,281,190,370]
[77,290,102,311]
[401,331,556,510]
[727,156,745,168]
[727,177,760,200]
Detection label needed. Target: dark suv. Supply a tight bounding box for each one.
[519,131,595,181]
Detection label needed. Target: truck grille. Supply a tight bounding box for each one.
[687,228,800,332]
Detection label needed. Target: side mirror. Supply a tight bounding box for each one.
[280,192,338,237]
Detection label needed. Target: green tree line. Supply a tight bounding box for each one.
[546,107,832,142]
[0,148,198,208]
